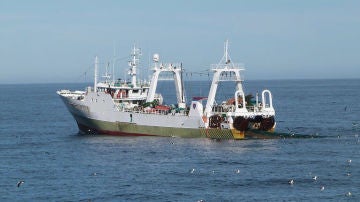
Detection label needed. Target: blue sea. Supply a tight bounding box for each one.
[1,79,359,201]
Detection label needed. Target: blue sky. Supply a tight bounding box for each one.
[1,0,359,83]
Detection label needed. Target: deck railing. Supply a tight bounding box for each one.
[118,106,189,116]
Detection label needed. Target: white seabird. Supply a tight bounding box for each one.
[288,179,294,185]
[17,180,25,187]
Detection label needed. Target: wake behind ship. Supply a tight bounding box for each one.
[57,41,276,139]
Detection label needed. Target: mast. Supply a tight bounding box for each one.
[180,63,185,103]
[225,40,228,63]
[223,39,232,65]
[112,42,115,83]
[103,62,111,83]
[94,56,98,92]
[129,45,141,87]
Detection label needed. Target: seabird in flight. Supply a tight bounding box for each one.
[17,180,25,187]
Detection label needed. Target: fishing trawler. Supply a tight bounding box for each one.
[57,41,276,139]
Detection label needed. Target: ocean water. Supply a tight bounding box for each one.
[1,79,359,201]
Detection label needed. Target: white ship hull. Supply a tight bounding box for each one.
[58,91,276,139]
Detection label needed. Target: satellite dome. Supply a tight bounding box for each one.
[153,54,159,62]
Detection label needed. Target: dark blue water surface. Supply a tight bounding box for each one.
[1,79,360,201]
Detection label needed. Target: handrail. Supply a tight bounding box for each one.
[117,105,188,116]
